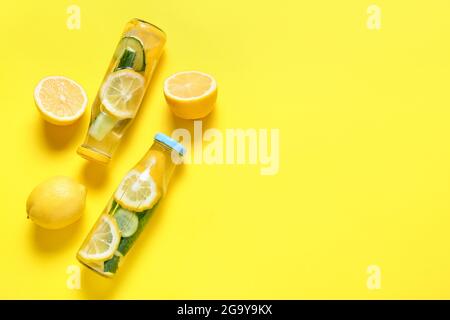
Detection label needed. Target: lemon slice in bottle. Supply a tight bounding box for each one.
[34,76,87,125]
[164,71,217,119]
[78,214,121,262]
[100,69,145,119]
[114,168,161,212]
[87,69,145,141]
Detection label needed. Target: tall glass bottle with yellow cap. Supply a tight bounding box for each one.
[77,19,166,164]
[77,133,185,277]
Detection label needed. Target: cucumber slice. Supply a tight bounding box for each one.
[119,202,159,256]
[116,48,136,70]
[114,208,139,237]
[114,36,146,71]
[88,111,118,141]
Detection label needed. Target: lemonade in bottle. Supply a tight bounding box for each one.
[77,19,166,164]
[77,133,185,277]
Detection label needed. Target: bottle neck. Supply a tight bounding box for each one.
[149,141,181,190]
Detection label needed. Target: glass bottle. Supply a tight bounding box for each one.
[77,133,184,277]
[77,19,166,164]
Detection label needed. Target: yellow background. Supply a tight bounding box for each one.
[1,0,450,299]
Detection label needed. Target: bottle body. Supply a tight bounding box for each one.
[77,19,166,164]
[77,133,184,277]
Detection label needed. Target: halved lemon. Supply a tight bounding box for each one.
[164,71,217,119]
[114,169,160,212]
[78,214,121,262]
[34,76,87,125]
[100,69,145,119]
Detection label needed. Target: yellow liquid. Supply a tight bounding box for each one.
[77,141,176,277]
[78,19,166,163]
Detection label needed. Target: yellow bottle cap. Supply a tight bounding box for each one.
[77,146,111,164]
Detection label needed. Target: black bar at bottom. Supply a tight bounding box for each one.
[0,299,444,318]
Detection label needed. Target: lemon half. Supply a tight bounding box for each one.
[164,71,217,119]
[34,76,87,125]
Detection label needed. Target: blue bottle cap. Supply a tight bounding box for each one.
[154,133,186,156]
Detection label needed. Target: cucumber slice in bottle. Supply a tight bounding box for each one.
[116,49,136,70]
[114,36,146,71]
[114,208,139,237]
[88,111,118,141]
[117,202,159,256]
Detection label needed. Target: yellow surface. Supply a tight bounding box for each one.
[1,0,450,299]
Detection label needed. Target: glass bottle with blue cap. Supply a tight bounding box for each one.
[77,133,185,277]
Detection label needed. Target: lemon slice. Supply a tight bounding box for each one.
[164,71,217,119]
[34,76,87,125]
[78,214,121,262]
[114,168,160,212]
[100,69,145,119]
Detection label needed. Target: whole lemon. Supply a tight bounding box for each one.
[26,176,86,229]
